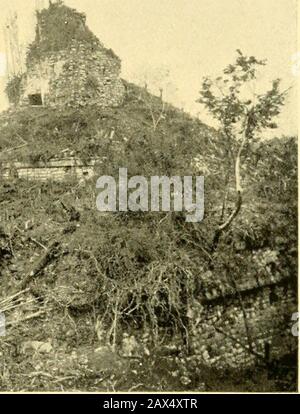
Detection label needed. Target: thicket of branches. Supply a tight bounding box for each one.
[0,52,297,391]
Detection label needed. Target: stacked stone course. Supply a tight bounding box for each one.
[20,40,125,108]
[1,158,99,181]
[191,276,297,368]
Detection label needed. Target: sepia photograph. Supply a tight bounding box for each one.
[0,0,298,395]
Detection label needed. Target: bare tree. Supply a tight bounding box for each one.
[132,66,177,131]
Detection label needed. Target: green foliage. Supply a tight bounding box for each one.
[198,50,286,140]
[4,74,24,106]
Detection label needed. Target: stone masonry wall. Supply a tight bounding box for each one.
[20,40,125,108]
[191,280,297,369]
[1,158,99,181]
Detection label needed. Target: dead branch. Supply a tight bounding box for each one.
[0,142,28,156]
[20,240,61,290]
[28,237,47,251]
[20,203,79,290]
[6,309,47,327]
[0,289,30,306]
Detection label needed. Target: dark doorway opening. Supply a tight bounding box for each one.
[28,94,43,106]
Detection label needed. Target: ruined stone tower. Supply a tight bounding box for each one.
[19,1,125,108]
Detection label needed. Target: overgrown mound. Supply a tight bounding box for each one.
[0,82,214,165]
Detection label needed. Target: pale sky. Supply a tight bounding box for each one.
[0,0,298,136]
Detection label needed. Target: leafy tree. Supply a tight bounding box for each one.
[197,50,288,250]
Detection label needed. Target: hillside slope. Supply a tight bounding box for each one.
[0,81,297,391]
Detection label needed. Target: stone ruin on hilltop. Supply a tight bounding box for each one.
[17,1,125,108]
